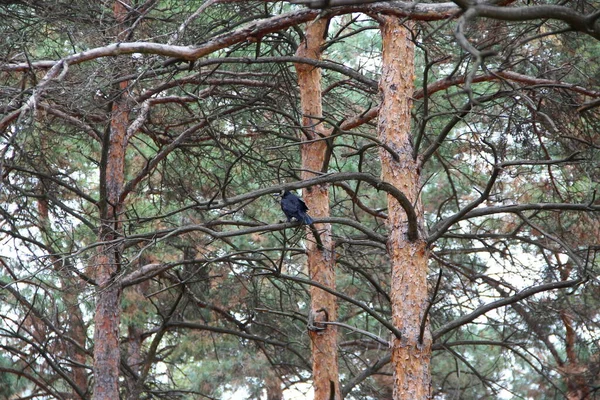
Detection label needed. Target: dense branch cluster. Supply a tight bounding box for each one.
[0,1,598,399]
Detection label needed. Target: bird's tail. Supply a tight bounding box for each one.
[301,213,314,225]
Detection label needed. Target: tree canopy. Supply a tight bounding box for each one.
[0,1,599,399]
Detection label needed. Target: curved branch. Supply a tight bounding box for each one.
[139,172,417,240]
[164,321,288,347]
[412,70,600,100]
[433,278,582,340]
[342,354,392,397]
[456,202,599,224]
[427,163,502,244]
[0,366,64,400]
[428,200,600,245]
[1,2,465,75]
[320,321,388,346]
[0,279,89,358]
[272,271,402,339]
[195,56,377,90]
[472,4,600,40]
[292,1,460,21]
[333,181,388,219]
[2,165,98,205]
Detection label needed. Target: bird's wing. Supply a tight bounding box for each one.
[298,198,309,212]
[281,197,299,214]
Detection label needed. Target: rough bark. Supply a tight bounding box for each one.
[92,85,127,399]
[378,16,432,399]
[92,2,129,399]
[295,18,341,400]
[558,262,590,400]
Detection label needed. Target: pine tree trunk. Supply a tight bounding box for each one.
[295,18,341,400]
[92,3,129,398]
[125,282,147,400]
[559,262,590,399]
[92,86,127,399]
[378,16,432,400]
[36,192,88,398]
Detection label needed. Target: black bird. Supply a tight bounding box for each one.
[276,190,314,225]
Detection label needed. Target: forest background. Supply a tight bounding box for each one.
[0,1,599,399]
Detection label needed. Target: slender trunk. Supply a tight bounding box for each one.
[92,3,130,398]
[92,85,127,399]
[378,17,432,399]
[37,174,88,398]
[295,18,341,400]
[124,282,147,400]
[559,262,589,399]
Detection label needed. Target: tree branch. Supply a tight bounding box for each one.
[433,278,582,340]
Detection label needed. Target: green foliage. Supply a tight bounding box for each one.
[0,356,28,399]
[1,1,599,399]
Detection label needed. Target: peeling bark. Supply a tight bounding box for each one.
[92,2,130,399]
[378,16,432,399]
[295,18,341,400]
